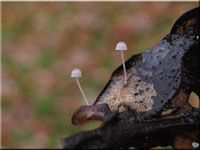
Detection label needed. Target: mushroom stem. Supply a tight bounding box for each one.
[76,77,89,105]
[120,50,127,86]
[115,42,128,86]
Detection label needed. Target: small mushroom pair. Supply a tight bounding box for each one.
[71,42,128,105]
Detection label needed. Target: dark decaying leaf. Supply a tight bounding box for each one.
[71,104,111,126]
[62,7,200,149]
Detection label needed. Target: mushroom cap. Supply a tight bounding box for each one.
[71,68,82,78]
[192,142,199,148]
[115,42,128,51]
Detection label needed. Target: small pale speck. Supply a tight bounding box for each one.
[119,105,126,112]
[188,92,199,108]
[192,142,199,148]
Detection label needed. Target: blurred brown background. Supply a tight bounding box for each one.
[2,2,198,148]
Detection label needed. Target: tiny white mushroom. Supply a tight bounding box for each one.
[192,142,199,149]
[71,69,89,105]
[115,42,128,86]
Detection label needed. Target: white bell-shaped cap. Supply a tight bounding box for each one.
[115,42,128,51]
[192,142,199,148]
[71,68,82,78]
